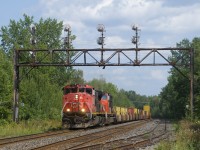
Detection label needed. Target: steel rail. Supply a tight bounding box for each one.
[71,120,160,150]
[32,120,149,150]
[109,120,168,150]
[0,130,71,148]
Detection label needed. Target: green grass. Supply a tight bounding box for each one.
[0,119,62,138]
[156,120,200,150]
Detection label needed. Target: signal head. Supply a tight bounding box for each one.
[64,24,71,32]
[30,24,36,34]
[97,24,105,32]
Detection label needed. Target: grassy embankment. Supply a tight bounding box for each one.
[0,119,62,138]
[156,120,200,150]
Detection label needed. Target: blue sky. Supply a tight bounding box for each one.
[1,0,200,96]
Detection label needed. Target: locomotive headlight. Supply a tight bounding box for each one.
[75,94,78,100]
[66,108,70,112]
[81,108,85,112]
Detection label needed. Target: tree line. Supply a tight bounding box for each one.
[158,38,200,120]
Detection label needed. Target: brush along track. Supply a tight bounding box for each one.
[0,129,71,148]
[32,120,149,150]
[75,120,169,150]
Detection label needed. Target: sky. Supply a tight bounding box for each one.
[1,0,200,96]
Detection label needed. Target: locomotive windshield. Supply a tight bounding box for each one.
[79,88,85,92]
[79,88,92,94]
[101,95,108,100]
[86,88,92,95]
[63,88,70,94]
[63,88,78,94]
[71,88,77,93]
[63,87,92,95]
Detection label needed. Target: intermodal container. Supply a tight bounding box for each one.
[113,106,121,115]
[143,105,150,112]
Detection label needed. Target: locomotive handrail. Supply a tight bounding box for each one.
[84,102,92,119]
[101,105,107,119]
[61,102,69,117]
[105,111,108,120]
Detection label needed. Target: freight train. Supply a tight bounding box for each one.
[62,84,150,128]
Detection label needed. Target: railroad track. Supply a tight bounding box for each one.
[75,120,168,150]
[0,129,71,148]
[111,131,169,150]
[108,120,167,150]
[32,120,149,150]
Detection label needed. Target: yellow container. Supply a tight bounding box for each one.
[120,107,128,115]
[113,106,121,115]
[134,108,138,114]
[143,105,150,112]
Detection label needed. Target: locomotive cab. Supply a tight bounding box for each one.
[62,84,95,127]
[99,93,113,113]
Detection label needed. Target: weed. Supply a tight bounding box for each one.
[156,120,200,150]
[0,119,61,138]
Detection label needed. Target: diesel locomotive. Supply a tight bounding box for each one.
[62,84,150,128]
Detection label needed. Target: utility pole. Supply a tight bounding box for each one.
[13,49,19,122]
[190,48,194,119]
[13,24,37,122]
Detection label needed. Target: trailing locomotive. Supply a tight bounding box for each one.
[62,84,150,128]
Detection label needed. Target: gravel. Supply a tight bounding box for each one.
[0,120,175,150]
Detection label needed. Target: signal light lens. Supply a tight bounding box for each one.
[66,108,70,112]
[75,94,78,99]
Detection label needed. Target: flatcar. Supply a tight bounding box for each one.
[62,84,150,128]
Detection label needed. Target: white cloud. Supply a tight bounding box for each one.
[36,0,199,95]
[106,36,131,48]
[150,69,168,80]
[83,0,113,18]
[112,68,126,75]
[79,65,170,95]
[146,3,200,33]
[118,0,162,19]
